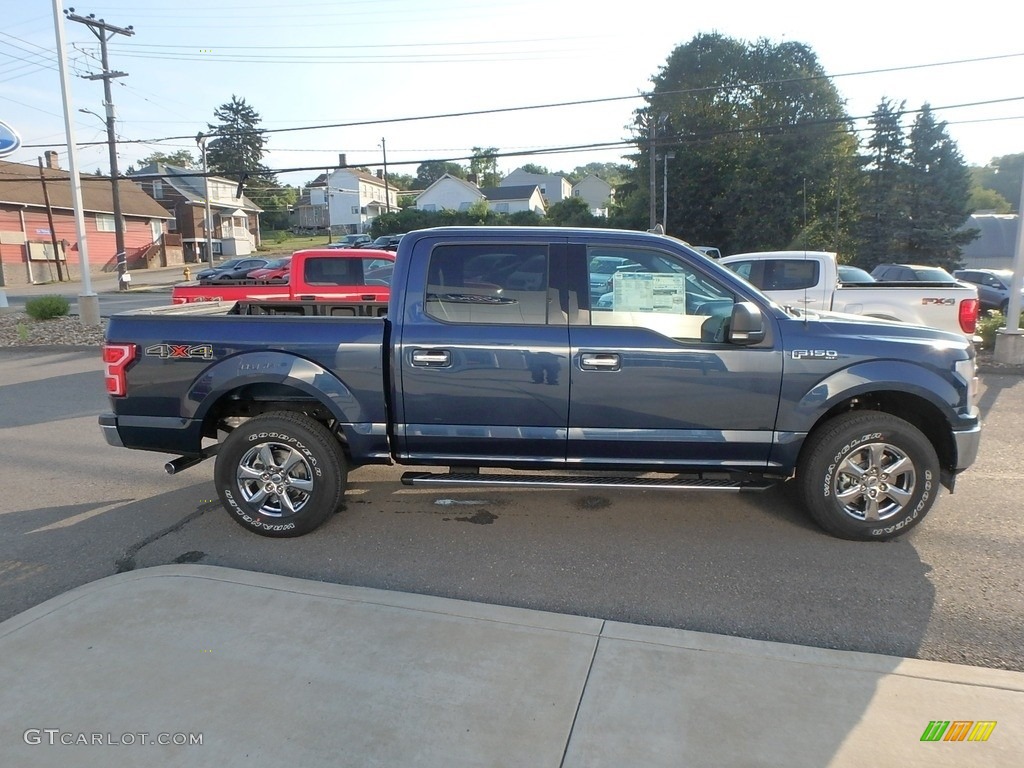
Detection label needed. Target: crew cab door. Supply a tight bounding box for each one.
[567,241,784,468]
[394,239,571,465]
[725,257,829,311]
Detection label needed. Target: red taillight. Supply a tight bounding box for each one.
[959,298,979,335]
[102,343,136,396]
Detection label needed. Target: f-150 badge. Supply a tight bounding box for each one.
[146,343,214,360]
[792,349,838,360]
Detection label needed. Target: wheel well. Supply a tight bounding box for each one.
[808,391,955,470]
[201,383,349,456]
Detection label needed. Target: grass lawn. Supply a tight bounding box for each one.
[258,233,336,254]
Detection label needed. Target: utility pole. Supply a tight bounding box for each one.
[38,157,66,282]
[381,138,392,214]
[65,8,134,290]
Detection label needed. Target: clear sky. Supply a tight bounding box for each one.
[2,0,1022,192]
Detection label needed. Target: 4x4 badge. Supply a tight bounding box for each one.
[146,343,214,360]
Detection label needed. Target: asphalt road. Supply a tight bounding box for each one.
[1,348,1021,672]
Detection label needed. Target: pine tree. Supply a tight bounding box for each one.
[905,105,977,270]
[856,98,908,268]
[205,95,274,183]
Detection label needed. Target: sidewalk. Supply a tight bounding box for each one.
[4,263,188,298]
[1,565,1021,766]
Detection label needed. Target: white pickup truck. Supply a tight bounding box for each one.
[719,250,979,340]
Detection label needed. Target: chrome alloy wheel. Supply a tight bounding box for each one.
[236,441,315,517]
[832,441,917,523]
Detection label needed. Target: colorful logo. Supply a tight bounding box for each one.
[0,120,21,156]
[920,720,997,742]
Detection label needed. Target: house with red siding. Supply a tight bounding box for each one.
[0,152,174,288]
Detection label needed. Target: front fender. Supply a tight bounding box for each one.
[778,359,963,434]
[184,351,370,426]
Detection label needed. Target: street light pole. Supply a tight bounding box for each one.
[662,151,675,231]
[195,133,214,269]
[51,0,100,325]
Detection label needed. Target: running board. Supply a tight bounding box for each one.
[400,471,775,492]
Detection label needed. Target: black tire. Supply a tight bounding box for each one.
[797,411,939,541]
[214,412,346,537]
[1000,300,1009,315]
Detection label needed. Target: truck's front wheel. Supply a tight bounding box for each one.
[214,412,346,537]
[797,412,939,541]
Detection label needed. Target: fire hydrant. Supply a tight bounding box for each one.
[183,266,192,281]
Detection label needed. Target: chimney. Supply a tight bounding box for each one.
[338,153,347,167]
[376,169,384,179]
[45,150,60,170]
[466,173,478,185]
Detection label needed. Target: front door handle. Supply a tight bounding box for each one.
[411,349,451,367]
[580,353,621,371]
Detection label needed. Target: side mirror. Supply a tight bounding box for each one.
[729,301,766,345]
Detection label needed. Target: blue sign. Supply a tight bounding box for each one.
[0,120,22,156]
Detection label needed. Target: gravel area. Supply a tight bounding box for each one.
[0,311,107,348]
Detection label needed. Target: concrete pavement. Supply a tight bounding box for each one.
[0,564,1021,766]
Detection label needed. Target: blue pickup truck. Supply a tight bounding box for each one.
[99,226,981,541]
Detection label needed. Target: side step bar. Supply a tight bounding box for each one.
[400,471,775,492]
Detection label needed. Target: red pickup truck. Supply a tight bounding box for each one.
[171,248,395,304]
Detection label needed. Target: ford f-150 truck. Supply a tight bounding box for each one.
[170,248,394,304]
[99,227,981,541]
[719,251,979,340]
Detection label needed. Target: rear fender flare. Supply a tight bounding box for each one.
[184,351,362,425]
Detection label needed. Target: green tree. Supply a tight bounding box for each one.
[519,163,549,175]
[638,34,859,254]
[855,98,908,269]
[903,105,976,270]
[414,161,467,189]
[205,95,274,182]
[135,150,197,169]
[545,196,602,227]
[968,186,1012,213]
[971,153,1023,211]
[470,147,502,187]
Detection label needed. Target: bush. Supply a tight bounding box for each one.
[976,308,1024,349]
[25,294,71,321]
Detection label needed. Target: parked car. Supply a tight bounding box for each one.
[101,226,982,542]
[588,255,641,295]
[368,234,405,251]
[952,268,1021,313]
[837,265,875,284]
[328,234,372,249]
[246,256,292,282]
[693,246,722,259]
[193,257,248,281]
[870,263,959,283]
[205,258,272,282]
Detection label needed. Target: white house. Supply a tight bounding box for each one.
[479,185,546,215]
[415,175,545,216]
[320,168,399,234]
[571,174,614,217]
[500,168,572,203]
[415,174,484,212]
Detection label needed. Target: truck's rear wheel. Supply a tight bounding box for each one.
[214,412,346,537]
[797,412,939,541]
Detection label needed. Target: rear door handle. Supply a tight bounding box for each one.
[580,353,621,371]
[411,349,451,367]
